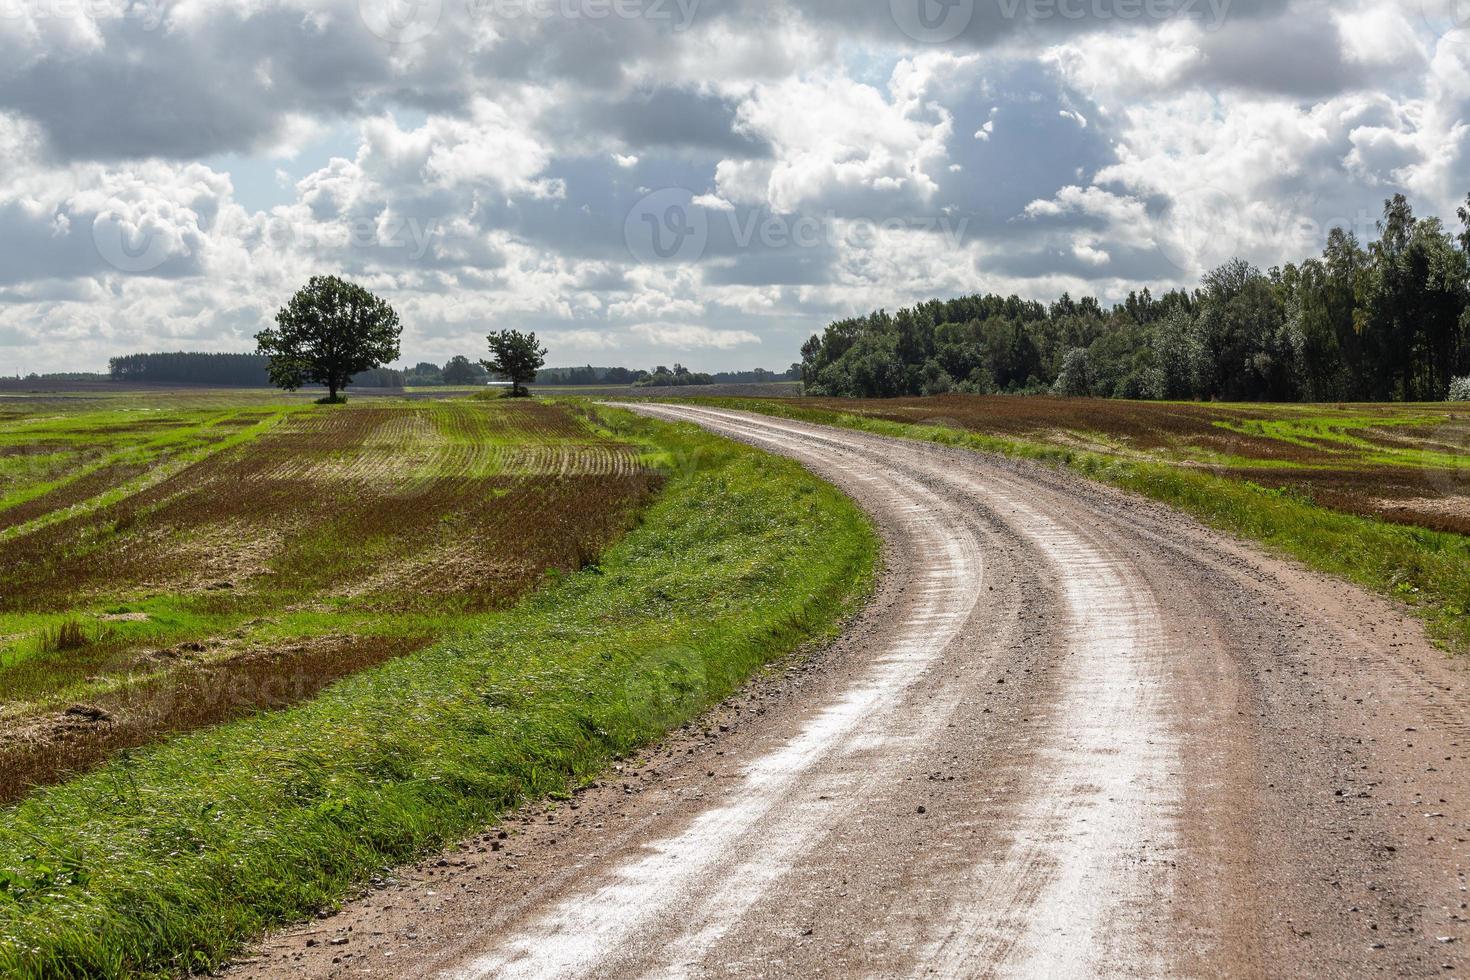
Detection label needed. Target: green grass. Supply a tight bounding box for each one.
[682,396,1470,652]
[0,406,300,531]
[0,398,648,713]
[0,404,877,978]
[1215,410,1468,469]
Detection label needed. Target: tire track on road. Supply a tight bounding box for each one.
[442,404,1184,978]
[231,404,1470,979]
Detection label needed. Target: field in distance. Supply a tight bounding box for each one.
[0,394,662,803]
[699,394,1470,534]
[682,392,1470,652]
[525,380,802,399]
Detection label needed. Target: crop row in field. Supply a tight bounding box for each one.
[0,397,662,803]
[686,393,1470,651]
[0,406,296,535]
[0,404,876,979]
[775,395,1470,534]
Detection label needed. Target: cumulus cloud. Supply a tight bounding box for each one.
[0,0,1466,373]
[630,323,762,348]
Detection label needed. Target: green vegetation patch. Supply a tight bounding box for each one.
[0,404,876,978]
[0,399,660,759]
[687,396,1470,652]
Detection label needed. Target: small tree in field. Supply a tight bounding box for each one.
[255,276,402,402]
[482,329,547,398]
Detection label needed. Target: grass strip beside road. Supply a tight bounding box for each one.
[0,405,877,978]
[683,397,1470,653]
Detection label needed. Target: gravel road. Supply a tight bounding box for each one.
[231,405,1470,978]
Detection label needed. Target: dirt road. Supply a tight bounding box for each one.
[233,405,1470,978]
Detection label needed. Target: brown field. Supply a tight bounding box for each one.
[0,397,662,802]
[736,395,1470,535]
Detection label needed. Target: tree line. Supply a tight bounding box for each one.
[108,352,797,391]
[801,194,1470,402]
[109,352,272,387]
[537,365,800,387]
[108,352,484,389]
[536,366,649,386]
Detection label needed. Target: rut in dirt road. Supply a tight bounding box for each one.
[233,406,1470,980]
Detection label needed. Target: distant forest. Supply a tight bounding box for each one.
[539,365,799,387]
[802,194,1470,402]
[104,354,799,389]
[109,352,272,386]
[109,353,469,388]
[103,352,800,389]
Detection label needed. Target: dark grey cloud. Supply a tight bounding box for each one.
[701,246,836,286]
[1184,9,1353,97]
[0,0,1309,167]
[981,241,1182,282]
[578,88,770,157]
[0,0,1463,375]
[0,8,414,160]
[775,0,1289,48]
[0,199,208,286]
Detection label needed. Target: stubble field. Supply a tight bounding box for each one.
[682,393,1470,649]
[0,390,874,979]
[0,396,662,802]
[780,395,1470,533]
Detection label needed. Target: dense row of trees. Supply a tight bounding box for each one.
[108,352,498,389]
[535,365,799,387]
[536,366,649,385]
[105,351,798,392]
[109,352,272,386]
[636,364,714,387]
[802,195,1470,402]
[710,366,801,384]
[108,352,409,388]
[398,356,491,386]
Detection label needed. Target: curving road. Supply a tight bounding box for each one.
[235,405,1470,978]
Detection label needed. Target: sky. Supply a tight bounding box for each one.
[1,0,1468,374]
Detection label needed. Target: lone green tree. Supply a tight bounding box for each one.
[482,329,547,398]
[255,276,402,402]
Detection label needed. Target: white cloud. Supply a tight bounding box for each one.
[716,61,957,213]
[630,323,762,349]
[692,193,735,211]
[0,0,1467,373]
[1072,238,1110,266]
[1336,5,1424,71]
